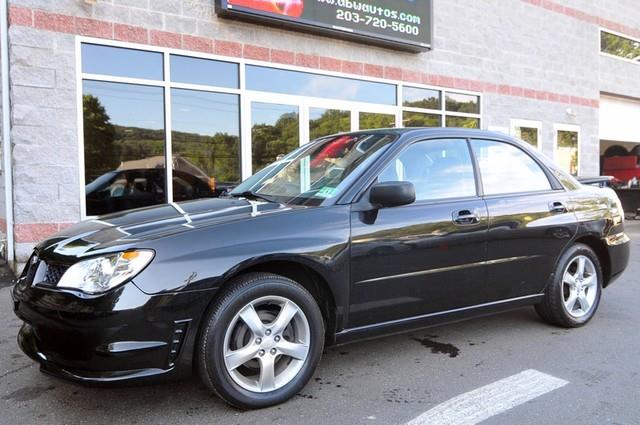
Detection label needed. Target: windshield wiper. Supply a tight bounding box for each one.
[228,191,278,203]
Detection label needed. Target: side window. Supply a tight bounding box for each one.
[378,139,476,201]
[472,139,552,195]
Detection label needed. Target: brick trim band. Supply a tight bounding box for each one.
[13,222,75,243]
[521,0,640,40]
[8,5,600,108]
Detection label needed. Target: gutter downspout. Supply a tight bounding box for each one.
[0,0,15,266]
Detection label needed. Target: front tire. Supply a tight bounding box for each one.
[535,243,603,328]
[196,273,324,409]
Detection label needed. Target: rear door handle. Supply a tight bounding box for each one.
[549,201,568,214]
[452,209,479,225]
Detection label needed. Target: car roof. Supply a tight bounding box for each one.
[347,127,515,142]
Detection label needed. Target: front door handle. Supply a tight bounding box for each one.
[549,201,568,214]
[452,209,479,225]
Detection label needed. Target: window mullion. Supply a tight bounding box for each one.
[441,91,446,127]
[396,84,404,128]
[164,52,173,204]
[240,62,253,180]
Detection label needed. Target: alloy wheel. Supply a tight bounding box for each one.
[222,296,311,393]
[561,255,599,318]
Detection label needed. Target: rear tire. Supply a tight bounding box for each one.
[196,273,324,409]
[535,243,603,328]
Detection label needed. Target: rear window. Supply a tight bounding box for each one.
[472,140,552,195]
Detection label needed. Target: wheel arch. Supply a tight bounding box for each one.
[572,235,612,287]
[205,256,341,346]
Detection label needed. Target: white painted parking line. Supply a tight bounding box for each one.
[405,369,568,425]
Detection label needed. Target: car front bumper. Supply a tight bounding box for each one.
[11,280,215,385]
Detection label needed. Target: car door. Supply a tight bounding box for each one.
[470,138,578,301]
[348,138,489,328]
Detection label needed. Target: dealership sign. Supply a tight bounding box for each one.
[216,0,432,52]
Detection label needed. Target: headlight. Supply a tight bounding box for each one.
[57,250,154,294]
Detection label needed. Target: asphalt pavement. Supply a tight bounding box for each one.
[1,222,638,425]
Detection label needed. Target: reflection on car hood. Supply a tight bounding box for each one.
[36,198,293,261]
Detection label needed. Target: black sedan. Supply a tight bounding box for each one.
[12,128,630,409]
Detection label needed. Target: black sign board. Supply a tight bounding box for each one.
[216,0,432,52]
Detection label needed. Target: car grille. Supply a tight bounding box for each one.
[43,264,68,285]
[20,253,68,286]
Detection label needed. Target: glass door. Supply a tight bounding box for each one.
[244,92,399,179]
[249,101,300,174]
[309,107,351,140]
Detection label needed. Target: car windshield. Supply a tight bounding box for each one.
[230,132,398,206]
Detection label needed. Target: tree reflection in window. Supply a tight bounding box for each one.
[601,31,640,62]
[445,116,479,128]
[83,80,166,215]
[359,112,395,130]
[403,111,440,127]
[445,93,479,114]
[515,127,538,148]
[171,89,241,197]
[251,103,300,172]
[83,81,165,184]
[309,108,350,140]
[403,87,441,109]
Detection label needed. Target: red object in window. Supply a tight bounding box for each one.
[311,135,353,167]
[228,0,304,18]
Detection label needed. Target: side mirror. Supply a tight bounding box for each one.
[369,181,415,208]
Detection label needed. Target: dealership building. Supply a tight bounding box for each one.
[0,0,639,270]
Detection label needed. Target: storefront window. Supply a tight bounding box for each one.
[83,80,166,216]
[251,103,300,172]
[170,55,239,88]
[359,112,396,130]
[445,93,480,114]
[403,111,440,127]
[403,87,441,109]
[80,42,483,216]
[445,116,480,128]
[82,44,163,80]
[246,65,396,105]
[309,108,350,140]
[556,130,579,175]
[171,89,241,199]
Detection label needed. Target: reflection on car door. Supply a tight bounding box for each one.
[349,138,489,328]
[471,139,578,301]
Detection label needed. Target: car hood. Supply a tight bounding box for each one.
[36,198,295,262]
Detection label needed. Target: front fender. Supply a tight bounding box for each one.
[131,205,351,295]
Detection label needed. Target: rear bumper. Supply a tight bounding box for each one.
[604,232,630,287]
[12,281,216,385]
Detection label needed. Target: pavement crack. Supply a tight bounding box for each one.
[0,363,34,380]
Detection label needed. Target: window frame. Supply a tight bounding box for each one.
[599,28,640,66]
[365,137,481,206]
[76,36,483,219]
[510,119,542,150]
[346,134,565,207]
[471,138,561,198]
[553,123,581,177]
